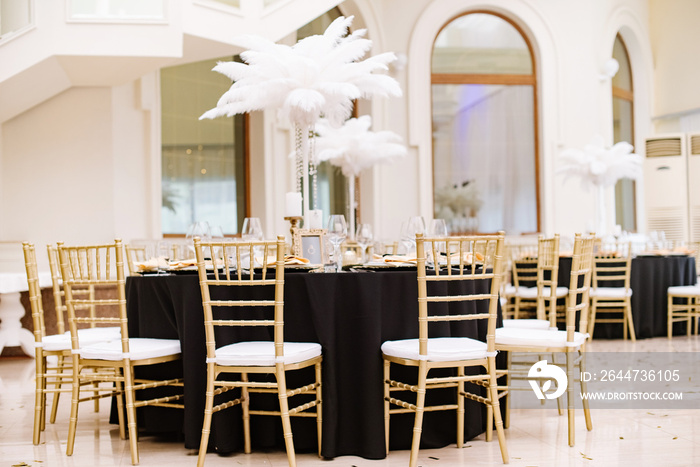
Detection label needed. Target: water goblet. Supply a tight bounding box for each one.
[186,221,211,258]
[355,224,373,263]
[327,215,347,272]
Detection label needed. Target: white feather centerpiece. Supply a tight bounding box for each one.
[199,15,402,225]
[314,116,407,238]
[558,135,642,235]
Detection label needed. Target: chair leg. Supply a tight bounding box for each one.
[625,301,636,341]
[488,356,509,464]
[383,359,390,455]
[66,355,81,457]
[115,374,126,440]
[197,363,216,467]
[49,355,65,424]
[408,360,428,467]
[242,372,251,454]
[588,300,597,337]
[566,352,575,447]
[579,351,592,431]
[667,294,674,339]
[33,352,45,445]
[457,366,465,446]
[276,364,297,467]
[123,364,140,465]
[504,351,511,429]
[315,361,323,458]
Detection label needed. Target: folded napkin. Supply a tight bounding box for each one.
[285,255,310,265]
[252,255,311,267]
[168,258,197,270]
[134,257,169,272]
[373,254,417,264]
[438,252,484,264]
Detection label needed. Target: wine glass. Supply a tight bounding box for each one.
[241,217,263,241]
[400,216,425,256]
[429,219,448,237]
[186,221,211,258]
[428,219,448,267]
[327,215,347,272]
[355,224,373,263]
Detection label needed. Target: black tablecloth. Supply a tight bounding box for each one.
[556,255,697,338]
[124,268,501,459]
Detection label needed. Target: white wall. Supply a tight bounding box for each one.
[0,0,673,274]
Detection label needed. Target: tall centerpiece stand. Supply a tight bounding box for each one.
[199,15,402,251]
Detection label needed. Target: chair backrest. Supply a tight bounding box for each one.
[47,245,67,334]
[49,244,98,331]
[416,232,505,357]
[124,244,148,276]
[57,240,128,352]
[23,242,47,343]
[592,241,632,290]
[565,233,595,341]
[536,234,561,326]
[194,235,285,362]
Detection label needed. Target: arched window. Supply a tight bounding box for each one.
[612,34,636,231]
[432,12,539,234]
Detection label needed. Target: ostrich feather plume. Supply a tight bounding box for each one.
[313,116,406,177]
[199,16,402,127]
[558,135,642,188]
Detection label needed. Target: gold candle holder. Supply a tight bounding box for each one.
[284,216,303,252]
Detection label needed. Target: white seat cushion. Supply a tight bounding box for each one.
[590,287,632,298]
[668,285,700,296]
[215,341,322,366]
[80,338,181,361]
[514,286,568,299]
[381,337,488,362]
[43,327,122,352]
[495,327,588,349]
[502,319,551,330]
[502,284,517,296]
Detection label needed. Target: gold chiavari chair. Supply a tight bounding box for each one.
[588,241,635,340]
[194,235,322,467]
[506,235,567,329]
[494,233,595,447]
[58,239,184,465]
[124,244,148,276]
[382,232,508,467]
[24,243,121,445]
[667,285,700,338]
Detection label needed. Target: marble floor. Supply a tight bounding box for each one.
[1,336,699,466]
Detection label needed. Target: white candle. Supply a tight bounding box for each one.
[307,209,323,229]
[285,192,302,217]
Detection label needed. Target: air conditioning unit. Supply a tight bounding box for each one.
[688,133,700,242]
[643,134,689,242]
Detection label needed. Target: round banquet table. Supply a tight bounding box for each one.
[556,254,697,338]
[121,268,502,459]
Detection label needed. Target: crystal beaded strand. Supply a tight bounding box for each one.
[309,128,318,210]
[295,126,303,194]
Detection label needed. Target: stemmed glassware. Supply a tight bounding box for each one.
[355,224,373,263]
[400,216,426,256]
[428,218,448,268]
[186,221,211,258]
[241,217,264,241]
[241,217,264,267]
[327,215,347,272]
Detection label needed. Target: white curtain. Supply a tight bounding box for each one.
[434,83,537,234]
